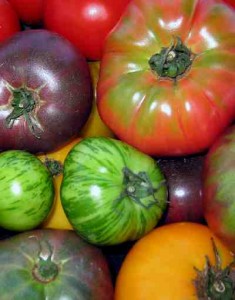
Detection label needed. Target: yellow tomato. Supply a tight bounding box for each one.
[80,61,114,138]
[115,222,234,300]
[38,137,81,230]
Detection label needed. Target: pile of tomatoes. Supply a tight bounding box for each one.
[0,0,234,299]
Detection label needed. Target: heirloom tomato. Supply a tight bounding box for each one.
[0,29,92,153]
[61,137,167,246]
[8,0,44,25]
[43,0,131,60]
[158,154,205,224]
[115,222,235,300]
[0,0,20,42]
[80,61,114,138]
[97,0,235,156]
[0,150,54,231]
[0,229,114,299]
[203,125,235,253]
[38,137,81,231]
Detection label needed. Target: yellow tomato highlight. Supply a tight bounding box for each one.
[38,137,81,230]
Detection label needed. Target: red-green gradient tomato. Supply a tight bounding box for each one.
[0,229,114,299]
[203,125,235,253]
[97,0,235,156]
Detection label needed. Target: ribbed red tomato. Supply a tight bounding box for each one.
[97,0,235,156]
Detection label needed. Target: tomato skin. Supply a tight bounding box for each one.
[80,61,114,138]
[0,229,114,299]
[38,137,81,231]
[203,125,235,253]
[223,0,235,8]
[8,0,44,25]
[115,222,234,300]
[0,29,92,153]
[97,0,235,156]
[0,0,20,42]
[0,150,54,231]
[61,137,167,246]
[44,0,131,60]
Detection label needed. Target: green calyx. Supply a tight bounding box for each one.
[33,240,59,283]
[149,37,195,80]
[5,87,43,138]
[114,167,165,209]
[193,238,235,300]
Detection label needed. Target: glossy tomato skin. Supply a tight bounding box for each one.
[0,29,92,154]
[0,229,114,299]
[44,0,131,60]
[158,154,205,224]
[97,0,235,156]
[115,222,234,300]
[203,125,235,252]
[61,137,167,246]
[8,0,44,25]
[80,61,114,138]
[38,137,81,231]
[0,150,54,231]
[0,0,20,42]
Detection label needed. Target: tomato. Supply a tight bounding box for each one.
[38,137,81,231]
[8,0,44,25]
[97,0,235,156]
[43,0,131,60]
[157,154,205,224]
[0,29,92,153]
[203,125,235,253]
[80,61,114,138]
[223,0,235,9]
[0,229,114,299]
[61,137,167,246]
[115,222,235,300]
[0,150,54,231]
[0,0,20,42]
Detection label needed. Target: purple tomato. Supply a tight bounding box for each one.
[0,29,92,153]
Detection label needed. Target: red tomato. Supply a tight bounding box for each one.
[223,0,235,9]
[0,0,20,42]
[97,0,235,156]
[8,0,44,25]
[43,0,131,60]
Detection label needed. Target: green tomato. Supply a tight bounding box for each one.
[61,137,167,246]
[0,150,54,231]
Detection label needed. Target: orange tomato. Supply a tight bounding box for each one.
[38,137,81,230]
[115,222,234,300]
[80,61,114,138]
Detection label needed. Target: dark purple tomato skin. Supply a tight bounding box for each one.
[0,229,114,299]
[157,155,206,224]
[0,29,92,153]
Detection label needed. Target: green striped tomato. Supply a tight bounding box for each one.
[0,150,54,231]
[61,137,167,246]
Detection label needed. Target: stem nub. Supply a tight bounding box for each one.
[5,87,43,138]
[149,37,195,80]
[32,240,59,283]
[113,167,165,210]
[193,238,235,300]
